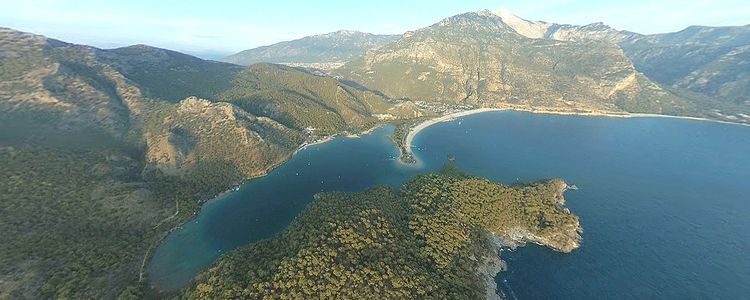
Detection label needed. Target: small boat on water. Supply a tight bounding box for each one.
[568,184,579,190]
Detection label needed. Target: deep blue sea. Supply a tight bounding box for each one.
[148,111,750,299]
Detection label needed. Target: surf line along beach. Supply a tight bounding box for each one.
[400,106,750,163]
[402,108,502,162]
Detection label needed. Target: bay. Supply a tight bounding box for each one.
[149,111,750,299]
[147,125,430,290]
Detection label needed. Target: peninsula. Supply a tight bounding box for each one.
[184,164,581,299]
[3,6,750,297]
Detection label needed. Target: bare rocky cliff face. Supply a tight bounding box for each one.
[338,12,696,116]
[470,12,750,120]
[478,9,640,43]
[337,10,750,122]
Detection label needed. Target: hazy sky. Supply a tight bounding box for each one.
[1,0,748,58]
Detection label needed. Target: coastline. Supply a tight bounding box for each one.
[400,106,750,163]
[480,181,580,299]
[297,125,382,154]
[146,106,746,289]
[402,108,505,163]
[143,124,384,289]
[294,135,334,155]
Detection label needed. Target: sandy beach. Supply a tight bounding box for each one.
[402,108,504,160]
[401,107,750,162]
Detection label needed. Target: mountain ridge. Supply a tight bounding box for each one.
[336,10,749,122]
[2,8,750,298]
[338,11,704,118]
[218,10,750,123]
[619,24,750,108]
[223,30,399,67]
[0,26,414,299]
[476,9,641,43]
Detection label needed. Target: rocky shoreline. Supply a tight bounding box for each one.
[478,236,507,300]
[477,181,582,299]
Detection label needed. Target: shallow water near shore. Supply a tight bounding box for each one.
[146,125,433,290]
[149,111,750,298]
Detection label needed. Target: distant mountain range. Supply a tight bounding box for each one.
[228,9,750,122]
[223,30,399,68]
[340,10,691,116]
[483,10,750,109]
[1,9,749,298]
[620,25,750,107]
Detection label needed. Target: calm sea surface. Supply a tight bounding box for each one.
[149,111,750,299]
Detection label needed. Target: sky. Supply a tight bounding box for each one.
[1,0,748,58]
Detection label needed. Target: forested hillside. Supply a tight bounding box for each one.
[0,27,413,299]
[184,165,581,299]
[2,8,749,298]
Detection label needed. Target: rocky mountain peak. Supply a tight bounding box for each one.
[429,11,518,36]
[478,9,553,39]
[314,30,366,39]
[331,29,361,36]
[436,10,636,44]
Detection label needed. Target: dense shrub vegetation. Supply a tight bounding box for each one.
[184,165,579,299]
[0,29,401,298]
